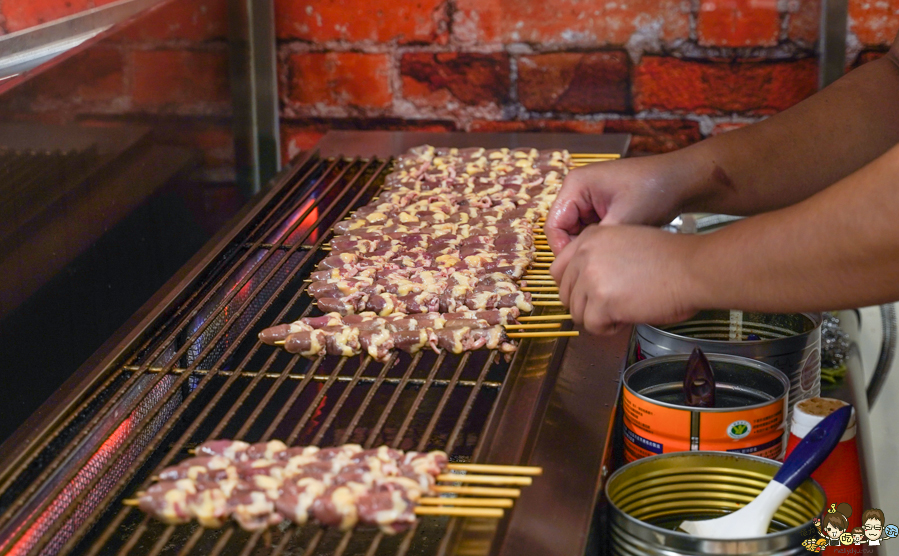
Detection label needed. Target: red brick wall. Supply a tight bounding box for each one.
[2,0,897,169]
[277,0,899,156]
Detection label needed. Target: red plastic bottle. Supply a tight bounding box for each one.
[785,398,864,551]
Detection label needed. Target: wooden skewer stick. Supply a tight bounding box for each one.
[414,507,504,518]
[521,287,559,292]
[571,153,620,158]
[532,301,564,306]
[530,293,559,299]
[447,463,543,476]
[518,314,571,321]
[433,485,520,497]
[526,269,550,274]
[274,340,285,346]
[418,497,514,508]
[506,330,578,338]
[530,263,552,267]
[504,322,561,329]
[522,280,556,285]
[125,501,507,518]
[437,474,532,486]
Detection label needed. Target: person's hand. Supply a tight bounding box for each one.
[549,224,702,335]
[545,154,693,254]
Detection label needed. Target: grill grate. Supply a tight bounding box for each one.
[0,153,562,556]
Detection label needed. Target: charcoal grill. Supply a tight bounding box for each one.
[0,131,631,556]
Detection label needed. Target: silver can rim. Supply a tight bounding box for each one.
[605,450,825,544]
[636,312,823,357]
[622,353,791,414]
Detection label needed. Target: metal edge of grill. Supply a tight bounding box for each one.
[0,132,632,556]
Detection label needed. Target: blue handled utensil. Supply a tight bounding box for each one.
[678,405,852,539]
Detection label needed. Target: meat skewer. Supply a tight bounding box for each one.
[130,441,539,533]
[259,308,522,344]
[275,324,518,361]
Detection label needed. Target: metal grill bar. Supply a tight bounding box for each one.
[446,353,497,455]
[364,352,425,448]
[310,357,378,445]
[128,367,502,388]
[417,353,471,452]
[391,352,447,448]
[0,156,332,534]
[336,358,398,446]
[76,158,387,556]
[19,157,380,555]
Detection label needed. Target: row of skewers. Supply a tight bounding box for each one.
[258,145,574,359]
[127,441,541,534]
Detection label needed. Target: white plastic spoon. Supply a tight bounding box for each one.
[678,404,851,539]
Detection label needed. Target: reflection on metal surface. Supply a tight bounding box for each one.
[819,0,849,89]
[0,0,170,86]
[228,0,280,197]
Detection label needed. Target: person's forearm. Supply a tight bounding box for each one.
[674,42,899,217]
[688,142,899,313]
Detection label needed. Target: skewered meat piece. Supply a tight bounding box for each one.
[258,308,520,344]
[137,443,448,534]
[283,324,515,360]
[314,288,532,317]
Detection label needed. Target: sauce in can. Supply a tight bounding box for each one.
[622,353,790,462]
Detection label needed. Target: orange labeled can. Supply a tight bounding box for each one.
[622,354,790,463]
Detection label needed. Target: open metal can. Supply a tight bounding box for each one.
[622,354,790,462]
[606,452,825,555]
[635,311,822,425]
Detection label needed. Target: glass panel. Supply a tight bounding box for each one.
[0,0,243,443]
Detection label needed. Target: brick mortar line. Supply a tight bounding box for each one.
[278,101,766,127]
[276,38,819,60]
